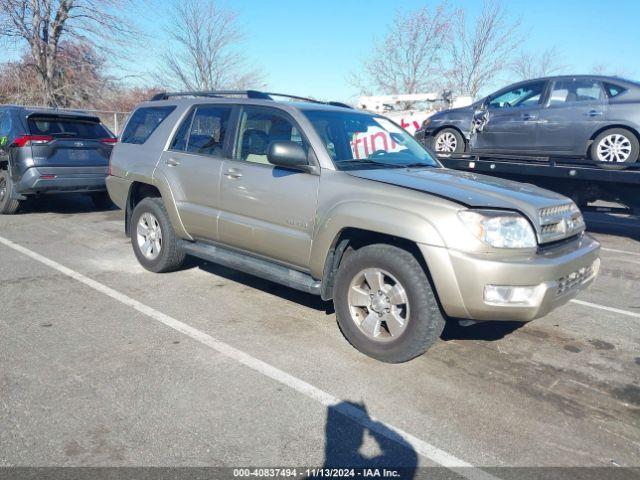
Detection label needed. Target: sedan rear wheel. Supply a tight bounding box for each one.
[592,128,639,167]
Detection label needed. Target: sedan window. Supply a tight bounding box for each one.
[487,82,545,109]
[549,79,604,105]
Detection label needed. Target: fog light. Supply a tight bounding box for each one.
[484,285,539,305]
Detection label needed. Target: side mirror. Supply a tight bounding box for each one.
[267,141,309,170]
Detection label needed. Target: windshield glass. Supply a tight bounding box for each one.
[303,110,439,169]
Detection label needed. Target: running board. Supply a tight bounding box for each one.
[179,240,322,295]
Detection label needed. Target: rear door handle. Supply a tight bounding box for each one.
[165,158,181,167]
[587,110,603,117]
[225,168,242,179]
[522,113,537,121]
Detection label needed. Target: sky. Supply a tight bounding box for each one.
[8,0,640,102]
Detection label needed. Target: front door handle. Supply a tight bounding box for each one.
[522,113,537,121]
[225,168,243,179]
[587,110,603,117]
[165,158,181,167]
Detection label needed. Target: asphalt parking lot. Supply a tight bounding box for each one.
[1,195,639,478]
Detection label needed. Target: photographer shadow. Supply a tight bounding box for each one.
[313,401,417,479]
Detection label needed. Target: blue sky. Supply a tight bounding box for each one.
[131,0,639,101]
[8,0,640,101]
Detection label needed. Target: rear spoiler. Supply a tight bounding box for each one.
[26,112,102,123]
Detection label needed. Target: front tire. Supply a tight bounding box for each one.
[333,244,445,363]
[131,197,186,273]
[0,169,21,215]
[432,128,465,155]
[590,128,639,168]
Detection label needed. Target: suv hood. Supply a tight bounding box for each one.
[347,167,571,222]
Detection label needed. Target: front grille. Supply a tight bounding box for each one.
[538,203,585,244]
[557,263,596,296]
[539,204,572,218]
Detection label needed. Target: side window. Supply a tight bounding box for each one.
[604,82,627,98]
[0,112,10,140]
[548,79,604,106]
[488,82,545,109]
[236,107,307,164]
[120,106,176,145]
[0,112,9,148]
[170,109,195,151]
[185,105,232,156]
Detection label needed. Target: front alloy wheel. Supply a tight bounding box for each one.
[435,132,458,153]
[333,244,445,363]
[348,268,409,342]
[433,128,464,155]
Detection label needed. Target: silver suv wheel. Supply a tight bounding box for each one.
[347,267,409,342]
[136,212,163,260]
[596,133,633,162]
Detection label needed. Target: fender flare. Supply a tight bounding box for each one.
[309,200,445,279]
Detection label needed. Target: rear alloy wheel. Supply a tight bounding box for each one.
[131,197,186,273]
[333,244,445,363]
[592,128,639,167]
[0,169,21,215]
[433,128,464,155]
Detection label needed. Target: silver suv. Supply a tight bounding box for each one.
[107,91,600,363]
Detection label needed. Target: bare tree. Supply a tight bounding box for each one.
[448,0,521,98]
[589,62,632,78]
[0,0,135,106]
[350,3,454,106]
[511,47,567,80]
[160,0,264,91]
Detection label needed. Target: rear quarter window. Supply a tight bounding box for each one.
[121,106,176,145]
[603,83,627,98]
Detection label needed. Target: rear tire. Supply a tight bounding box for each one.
[590,128,639,169]
[90,192,114,210]
[432,128,465,155]
[0,169,21,215]
[333,244,445,363]
[131,197,186,273]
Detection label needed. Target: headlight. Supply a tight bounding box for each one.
[569,203,586,231]
[422,118,431,128]
[458,209,537,248]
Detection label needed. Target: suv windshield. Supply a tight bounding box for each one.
[303,110,439,169]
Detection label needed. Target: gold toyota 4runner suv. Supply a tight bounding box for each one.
[107,91,600,363]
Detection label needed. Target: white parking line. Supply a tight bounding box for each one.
[0,235,497,480]
[570,299,640,320]
[601,247,640,257]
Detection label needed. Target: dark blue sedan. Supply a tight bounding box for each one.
[416,75,640,166]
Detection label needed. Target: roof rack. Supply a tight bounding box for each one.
[149,90,353,108]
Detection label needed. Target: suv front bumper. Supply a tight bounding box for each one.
[419,234,601,321]
[15,167,108,196]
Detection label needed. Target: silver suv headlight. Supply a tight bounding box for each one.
[458,209,537,249]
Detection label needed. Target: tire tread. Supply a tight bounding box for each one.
[333,243,445,363]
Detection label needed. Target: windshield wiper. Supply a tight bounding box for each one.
[398,162,438,168]
[336,159,408,168]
